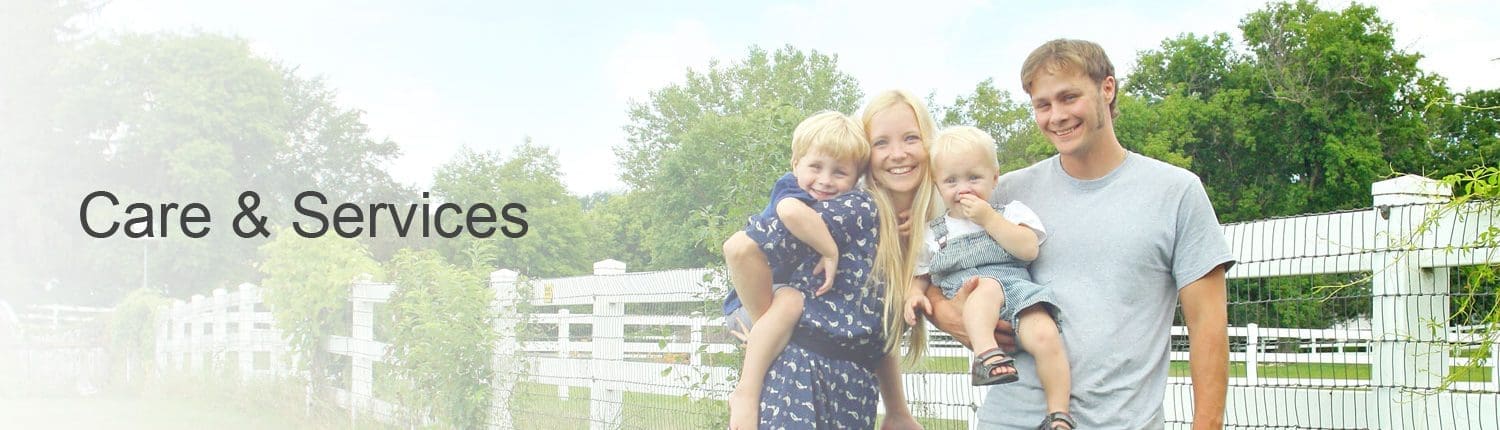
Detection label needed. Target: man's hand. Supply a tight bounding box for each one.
[940,276,1016,351]
[812,255,839,296]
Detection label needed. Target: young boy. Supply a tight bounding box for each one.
[903,126,1075,429]
[723,111,867,429]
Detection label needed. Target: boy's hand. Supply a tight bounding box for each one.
[896,208,913,239]
[812,255,839,296]
[956,194,996,224]
[903,293,931,325]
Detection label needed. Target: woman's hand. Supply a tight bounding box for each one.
[879,413,925,430]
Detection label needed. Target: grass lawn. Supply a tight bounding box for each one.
[0,394,344,430]
[908,357,1491,382]
[510,382,969,429]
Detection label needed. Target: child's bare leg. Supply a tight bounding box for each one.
[964,278,1008,360]
[723,231,773,319]
[1017,306,1071,423]
[729,288,804,430]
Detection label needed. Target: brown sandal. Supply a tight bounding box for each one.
[971,347,1019,386]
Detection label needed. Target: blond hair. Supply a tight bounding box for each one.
[791,111,870,169]
[1020,38,1119,117]
[930,126,1000,174]
[859,90,943,363]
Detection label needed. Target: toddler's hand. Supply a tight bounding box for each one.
[812,255,839,296]
[956,194,995,223]
[903,294,931,325]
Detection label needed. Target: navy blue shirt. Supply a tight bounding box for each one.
[724,172,816,315]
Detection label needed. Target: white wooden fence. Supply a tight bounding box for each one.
[154,175,1500,429]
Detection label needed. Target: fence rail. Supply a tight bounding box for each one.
[153,175,1500,429]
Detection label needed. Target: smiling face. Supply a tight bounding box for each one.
[1028,68,1116,158]
[792,149,861,201]
[866,104,928,197]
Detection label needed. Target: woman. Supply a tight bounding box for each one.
[723,90,941,429]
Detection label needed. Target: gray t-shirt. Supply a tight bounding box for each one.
[979,152,1234,429]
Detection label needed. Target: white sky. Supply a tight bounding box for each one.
[80,0,1500,196]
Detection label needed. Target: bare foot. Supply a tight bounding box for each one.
[728,387,759,430]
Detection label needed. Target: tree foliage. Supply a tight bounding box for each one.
[1122,0,1453,222]
[383,249,495,429]
[6,27,405,302]
[432,141,592,277]
[257,228,380,390]
[105,287,168,387]
[615,45,863,269]
[937,78,1054,172]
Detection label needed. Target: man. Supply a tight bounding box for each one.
[925,39,1233,429]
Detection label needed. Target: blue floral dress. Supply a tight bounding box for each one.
[744,190,885,429]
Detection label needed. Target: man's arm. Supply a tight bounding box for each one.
[1180,265,1229,430]
[921,278,1016,351]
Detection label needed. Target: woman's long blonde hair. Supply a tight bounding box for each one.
[859,90,942,363]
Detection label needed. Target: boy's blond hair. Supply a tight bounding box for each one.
[931,126,1000,174]
[791,111,870,169]
[1020,38,1118,117]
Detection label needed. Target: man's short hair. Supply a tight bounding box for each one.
[1021,39,1118,117]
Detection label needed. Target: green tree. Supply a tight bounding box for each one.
[582,191,652,270]
[615,45,863,269]
[1431,90,1500,175]
[383,249,495,428]
[25,32,404,301]
[1124,1,1452,222]
[258,228,380,394]
[432,141,592,277]
[937,78,1054,172]
[1,0,108,306]
[105,287,168,388]
[1119,1,1469,330]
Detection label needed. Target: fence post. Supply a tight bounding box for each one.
[350,282,376,424]
[238,284,257,378]
[170,301,185,370]
[1245,323,1259,387]
[213,288,229,371]
[1369,175,1451,430]
[558,308,571,400]
[1491,335,1499,393]
[689,311,704,367]
[490,269,521,430]
[191,294,206,372]
[591,260,626,430]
